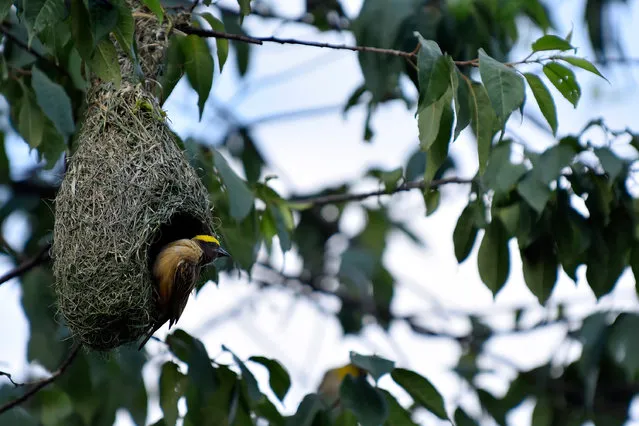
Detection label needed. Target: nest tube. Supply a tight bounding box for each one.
[52,83,214,350]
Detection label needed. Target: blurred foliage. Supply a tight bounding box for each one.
[0,0,638,425]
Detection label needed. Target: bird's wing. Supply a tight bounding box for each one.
[168,259,200,327]
[153,239,203,311]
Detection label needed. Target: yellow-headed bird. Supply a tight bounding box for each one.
[318,363,367,403]
[138,234,229,349]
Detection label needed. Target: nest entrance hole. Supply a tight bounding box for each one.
[148,213,210,270]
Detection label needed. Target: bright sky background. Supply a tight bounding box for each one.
[2,0,639,425]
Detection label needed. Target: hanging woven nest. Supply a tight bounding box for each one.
[52,7,213,350]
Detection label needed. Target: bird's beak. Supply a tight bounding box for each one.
[215,246,231,258]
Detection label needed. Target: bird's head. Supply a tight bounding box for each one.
[192,235,230,264]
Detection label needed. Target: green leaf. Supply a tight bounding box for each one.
[482,142,527,193]
[89,38,121,88]
[416,37,450,109]
[477,217,510,294]
[286,394,324,426]
[369,167,403,192]
[454,408,478,426]
[159,35,185,104]
[18,91,45,149]
[424,101,454,184]
[22,0,66,45]
[213,150,255,220]
[453,72,471,139]
[248,356,291,402]
[417,95,446,151]
[453,203,480,263]
[405,151,426,181]
[221,12,250,76]
[595,147,624,181]
[558,56,607,81]
[237,0,251,23]
[38,119,66,168]
[113,3,141,77]
[70,0,94,59]
[179,34,214,119]
[631,243,639,291]
[88,0,119,43]
[531,34,574,52]
[343,84,366,115]
[222,345,261,403]
[142,0,164,23]
[21,268,67,370]
[469,82,498,173]
[39,388,73,426]
[608,313,639,379]
[0,134,9,183]
[166,330,217,397]
[219,210,260,270]
[539,144,575,184]
[531,397,553,426]
[159,362,187,426]
[0,1,11,22]
[335,410,359,426]
[390,368,447,420]
[352,1,415,101]
[524,73,558,135]
[478,49,526,125]
[521,239,558,304]
[543,62,581,107]
[268,204,292,252]
[199,13,229,71]
[381,389,417,426]
[518,143,575,211]
[67,48,88,91]
[349,352,395,383]
[31,67,75,140]
[576,313,609,409]
[340,375,389,426]
[255,396,285,426]
[517,175,551,213]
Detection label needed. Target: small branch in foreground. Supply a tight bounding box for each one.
[289,177,474,207]
[0,343,81,415]
[0,243,51,286]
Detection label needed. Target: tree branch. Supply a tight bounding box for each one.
[289,177,474,207]
[0,243,51,286]
[0,343,81,415]
[175,25,416,59]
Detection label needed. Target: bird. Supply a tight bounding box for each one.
[138,234,230,350]
[317,363,367,404]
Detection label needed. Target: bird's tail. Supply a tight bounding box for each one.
[138,322,160,351]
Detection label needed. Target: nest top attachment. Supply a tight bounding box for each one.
[52,84,214,350]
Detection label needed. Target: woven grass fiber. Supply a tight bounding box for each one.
[52,6,214,350]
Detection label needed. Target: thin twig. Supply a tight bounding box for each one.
[175,25,264,45]
[176,25,416,58]
[289,177,474,207]
[0,371,22,387]
[0,244,51,286]
[0,343,81,415]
